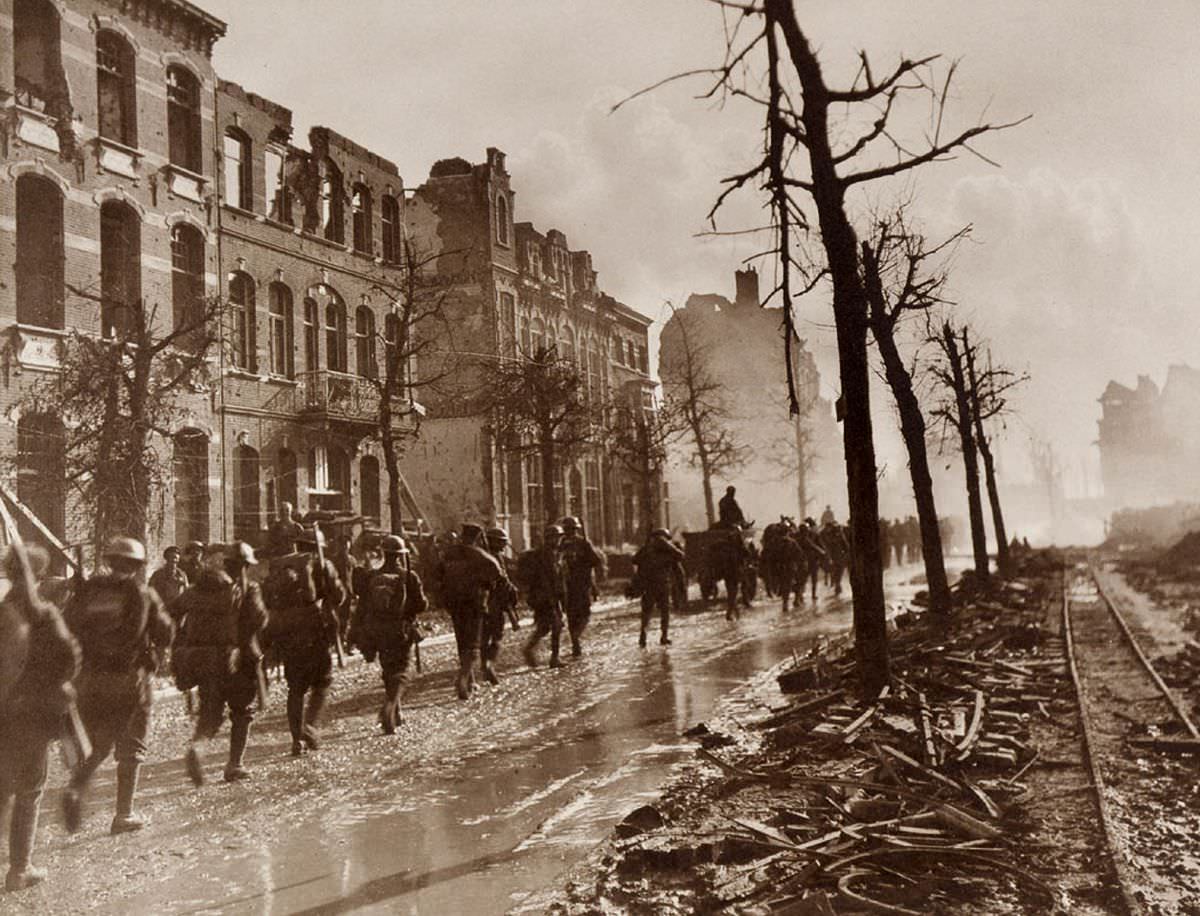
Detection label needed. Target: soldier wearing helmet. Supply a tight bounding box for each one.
[519,525,569,668]
[61,537,173,837]
[350,534,427,733]
[633,528,685,648]
[558,517,605,658]
[433,523,503,699]
[172,542,269,786]
[480,527,519,685]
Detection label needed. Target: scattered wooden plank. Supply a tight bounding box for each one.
[1127,736,1200,754]
[954,691,986,761]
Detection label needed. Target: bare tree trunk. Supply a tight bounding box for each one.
[872,323,952,618]
[698,448,715,527]
[794,414,808,519]
[942,323,989,585]
[772,0,888,695]
[964,339,1010,575]
[541,436,559,525]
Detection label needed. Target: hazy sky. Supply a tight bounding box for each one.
[201,1,1200,491]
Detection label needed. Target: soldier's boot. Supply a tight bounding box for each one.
[481,648,500,686]
[660,616,671,646]
[185,741,205,787]
[548,630,564,669]
[287,690,306,757]
[522,634,539,669]
[61,777,85,834]
[380,674,405,735]
[638,629,647,648]
[110,762,145,834]
[302,689,325,750]
[224,719,252,782]
[6,793,46,891]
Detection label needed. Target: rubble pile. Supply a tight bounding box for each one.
[556,573,1081,914]
[1155,530,1200,577]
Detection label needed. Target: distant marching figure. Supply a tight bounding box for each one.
[520,525,568,669]
[435,524,503,700]
[559,517,605,658]
[174,542,269,786]
[633,529,685,647]
[62,537,173,836]
[482,527,520,684]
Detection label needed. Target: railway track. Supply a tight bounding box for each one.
[1062,561,1200,916]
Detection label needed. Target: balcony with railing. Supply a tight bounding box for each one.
[293,369,421,429]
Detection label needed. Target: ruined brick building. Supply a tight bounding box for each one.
[1097,364,1200,510]
[658,270,844,530]
[1,0,657,563]
[404,152,659,550]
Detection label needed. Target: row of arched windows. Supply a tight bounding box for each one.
[15,0,205,170]
[221,132,402,262]
[226,273,400,382]
[14,172,206,336]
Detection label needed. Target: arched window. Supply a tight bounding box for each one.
[15,175,64,329]
[14,0,63,114]
[277,447,298,513]
[173,429,210,544]
[328,446,350,511]
[355,305,376,378]
[561,326,575,363]
[170,224,205,341]
[96,30,137,147]
[360,455,381,523]
[17,413,65,545]
[264,148,292,224]
[233,444,261,541]
[380,194,400,262]
[228,271,256,371]
[352,184,372,255]
[268,282,294,378]
[321,159,344,243]
[530,317,546,358]
[325,296,348,373]
[100,200,141,338]
[519,316,531,356]
[303,296,320,371]
[166,65,202,173]
[223,128,252,210]
[495,193,509,245]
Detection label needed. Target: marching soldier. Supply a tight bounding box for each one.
[148,545,189,610]
[520,525,568,669]
[1,545,80,891]
[61,537,173,835]
[263,533,345,756]
[179,541,205,586]
[481,526,520,685]
[434,524,503,700]
[559,516,605,658]
[821,520,850,596]
[174,543,268,785]
[633,529,685,647]
[349,535,427,733]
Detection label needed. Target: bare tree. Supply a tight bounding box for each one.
[659,305,748,526]
[19,290,222,556]
[963,340,1027,576]
[931,321,989,586]
[607,393,687,537]
[621,1,1024,692]
[480,344,601,526]
[365,236,461,534]
[860,209,962,618]
[761,379,819,520]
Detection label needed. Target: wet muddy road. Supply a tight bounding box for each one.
[15,563,935,915]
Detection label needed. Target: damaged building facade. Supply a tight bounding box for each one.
[404,151,660,550]
[658,270,843,530]
[1,0,657,562]
[0,0,427,562]
[1098,364,1200,510]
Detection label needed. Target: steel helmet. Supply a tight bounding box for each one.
[460,523,484,544]
[544,524,564,538]
[228,541,258,566]
[381,535,408,554]
[104,537,146,563]
[559,516,581,532]
[650,528,671,540]
[485,526,510,549]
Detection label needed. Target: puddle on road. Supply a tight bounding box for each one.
[112,562,952,916]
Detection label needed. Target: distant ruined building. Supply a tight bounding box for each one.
[658,269,844,531]
[1097,364,1200,509]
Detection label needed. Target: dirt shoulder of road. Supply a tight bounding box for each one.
[531,550,1173,916]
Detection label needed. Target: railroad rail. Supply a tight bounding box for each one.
[1062,560,1200,916]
